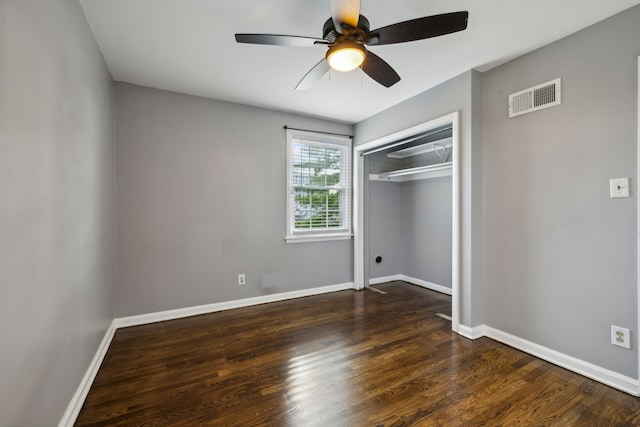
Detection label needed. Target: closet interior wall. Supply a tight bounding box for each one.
[366,148,453,291]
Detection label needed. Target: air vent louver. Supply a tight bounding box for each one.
[509,78,561,118]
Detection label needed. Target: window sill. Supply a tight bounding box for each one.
[284,233,353,244]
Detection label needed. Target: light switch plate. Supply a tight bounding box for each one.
[610,178,629,198]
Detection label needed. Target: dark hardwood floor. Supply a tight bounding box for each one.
[76,282,640,426]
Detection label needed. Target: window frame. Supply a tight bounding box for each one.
[285,129,353,243]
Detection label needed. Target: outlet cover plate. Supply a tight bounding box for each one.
[611,325,631,349]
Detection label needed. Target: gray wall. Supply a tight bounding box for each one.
[369,180,402,279]
[355,70,484,328]
[483,6,639,378]
[115,83,354,317]
[400,178,453,286]
[0,0,115,425]
[367,155,402,279]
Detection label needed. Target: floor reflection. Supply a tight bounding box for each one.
[283,338,354,426]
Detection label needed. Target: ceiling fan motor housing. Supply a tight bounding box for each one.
[322,15,370,43]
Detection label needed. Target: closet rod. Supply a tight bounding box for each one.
[361,126,451,157]
[283,126,353,139]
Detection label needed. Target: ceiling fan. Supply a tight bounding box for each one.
[235,0,468,90]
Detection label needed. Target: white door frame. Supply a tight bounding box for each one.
[353,111,461,333]
[636,56,640,395]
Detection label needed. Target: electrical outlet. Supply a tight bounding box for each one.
[238,273,245,286]
[611,325,631,349]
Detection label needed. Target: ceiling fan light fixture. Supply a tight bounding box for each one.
[326,41,366,72]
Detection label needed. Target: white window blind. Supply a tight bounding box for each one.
[286,129,352,243]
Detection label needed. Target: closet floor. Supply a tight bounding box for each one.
[76,282,639,426]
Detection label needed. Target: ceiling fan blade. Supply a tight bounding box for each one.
[235,34,326,47]
[296,58,330,90]
[361,50,400,88]
[329,0,360,33]
[367,11,468,46]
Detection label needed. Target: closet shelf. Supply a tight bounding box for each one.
[369,162,452,182]
[386,137,452,159]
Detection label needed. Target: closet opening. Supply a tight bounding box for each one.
[353,112,460,332]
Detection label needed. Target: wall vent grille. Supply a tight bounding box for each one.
[509,78,561,118]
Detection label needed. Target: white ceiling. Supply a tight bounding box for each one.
[80,0,640,124]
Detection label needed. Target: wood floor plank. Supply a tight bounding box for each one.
[75,282,640,426]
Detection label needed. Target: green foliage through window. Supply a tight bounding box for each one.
[291,141,348,231]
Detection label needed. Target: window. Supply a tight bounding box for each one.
[286,129,352,243]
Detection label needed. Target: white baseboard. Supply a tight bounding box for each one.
[60,282,355,426]
[369,275,453,296]
[369,275,402,285]
[61,283,639,427]
[115,282,355,328]
[457,324,486,340]
[59,320,117,427]
[368,278,637,395]
[480,325,639,396]
[400,275,453,296]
